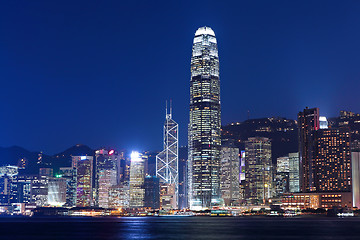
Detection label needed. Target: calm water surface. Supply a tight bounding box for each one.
[0,216,359,239]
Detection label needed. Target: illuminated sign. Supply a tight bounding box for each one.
[109,150,114,155]
[80,156,87,160]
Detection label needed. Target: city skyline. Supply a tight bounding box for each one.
[2,1,360,155]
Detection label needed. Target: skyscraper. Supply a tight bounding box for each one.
[59,167,77,207]
[94,149,121,206]
[188,26,221,210]
[129,151,146,208]
[72,156,93,207]
[298,107,319,192]
[220,145,240,206]
[156,103,178,208]
[288,152,300,193]
[244,137,273,205]
[314,127,351,192]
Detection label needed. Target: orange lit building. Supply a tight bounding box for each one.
[282,192,352,210]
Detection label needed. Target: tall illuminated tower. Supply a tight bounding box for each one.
[188,26,221,210]
[156,102,179,209]
[129,151,146,208]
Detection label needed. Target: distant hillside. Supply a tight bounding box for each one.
[222,117,298,163]
[0,146,50,174]
[0,144,94,175]
[45,144,95,173]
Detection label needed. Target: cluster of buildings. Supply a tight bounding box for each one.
[0,26,359,216]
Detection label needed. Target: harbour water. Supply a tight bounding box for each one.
[1,216,360,239]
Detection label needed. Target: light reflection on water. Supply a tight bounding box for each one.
[1,216,360,239]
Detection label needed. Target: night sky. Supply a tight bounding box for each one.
[1,0,360,154]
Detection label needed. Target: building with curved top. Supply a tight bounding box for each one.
[188,26,221,210]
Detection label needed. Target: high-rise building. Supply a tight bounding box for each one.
[0,166,18,205]
[244,137,273,205]
[156,103,179,208]
[351,152,360,208]
[59,167,77,207]
[276,156,290,173]
[129,151,146,208]
[30,175,48,207]
[108,183,130,209]
[275,156,290,197]
[298,107,320,192]
[220,145,240,206]
[98,169,117,208]
[94,149,121,206]
[314,128,351,192]
[144,176,160,209]
[178,146,188,210]
[160,183,176,210]
[48,177,66,207]
[72,156,93,207]
[188,26,221,210]
[288,152,300,193]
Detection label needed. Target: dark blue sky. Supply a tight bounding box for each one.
[1,0,360,154]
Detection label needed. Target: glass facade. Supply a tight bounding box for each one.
[156,105,178,208]
[188,26,221,209]
[244,137,273,205]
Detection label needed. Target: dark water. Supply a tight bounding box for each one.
[0,216,360,239]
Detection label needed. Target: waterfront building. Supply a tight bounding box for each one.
[94,149,121,206]
[0,166,18,205]
[178,146,188,210]
[72,156,93,207]
[108,183,130,209]
[244,137,273,205]
[160,183,176,210]
[59,167,77,207]
[220,145,240,206]
[188,26,222,210]
[352,152,360,208]
[282,192,353,210]
[98,169,117,208]
[31,175,48,207]
[156,103,179,209]
[314,127,351,192]
[48,177,66,206]
[288,152,300,193]
[144,176,160,209]
[129,151,146,208]
[298,107,320,192]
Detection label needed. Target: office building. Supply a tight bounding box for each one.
[95,149,121,206]
[288,152,300,193]
[59,167,77,207]
[108,183,130,209]
[220,145,240,206]
[352,152,360,208]
[31,175,48,207]
[244,137,273,205]
[72,156,93,207]
[129,151,146,208]
[298,107,319,192]
[156,103,179,209]
[188,26,222,210]
[314,128,351,192]
[160,183,176,210]
[98,169,117,208]
[144,176,160,209]
[48,177,66,206]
